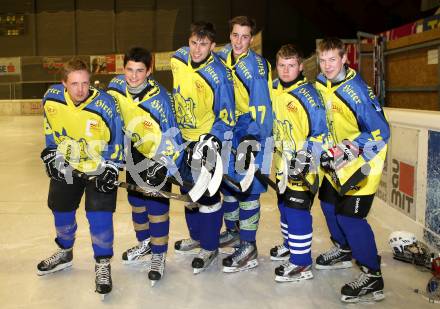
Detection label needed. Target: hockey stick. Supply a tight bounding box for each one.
[71,169,199,202]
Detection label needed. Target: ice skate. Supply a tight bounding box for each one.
[148,253,166,287]
[222,241,258,273]
[174,237,200,255]
[192,249,218,274]
[315,244,352,270]
[95,258,112,300]
[219,229,240,254]
[270,244,289,261]
[275,262,313,282]
[340,265,385,303]
[122,238,151,265]
[37,247,73,276]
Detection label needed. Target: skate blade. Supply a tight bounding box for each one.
[150,280,158,287]
[315,261,352,270]
[193,268,205,274]
[341,290,385,303]
[275,271,313,283]
[270,255,289,261]
[97,292,109,301]
[223,259,259,273]
[36,262,73,276]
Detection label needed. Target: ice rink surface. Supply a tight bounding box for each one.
[0,116,435,308]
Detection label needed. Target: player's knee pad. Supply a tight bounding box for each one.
[86,211,114,252]
[284,189,313,211]
[199,202,222,213]
[336,194,374,218]
[53,211,77,248]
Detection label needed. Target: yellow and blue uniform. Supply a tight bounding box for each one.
[108,75,183,254]
[217,44,273,242]
[171,47,235,251]
[315,66,390,271]
[316,67,389,196]
[272,75,326,266]
[171,47,235,142]
[42,84,123,259]
[43,84,123,172]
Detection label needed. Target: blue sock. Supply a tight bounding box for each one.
[199,204,224,251]
[128,195,150,242]
[285,207,313,266]
[239,194,260,242]
[148,199,170,254]
[185,207,201,241]
[337,215,380,271]
[222,194,239,230]
[277,194,288,247]
[53,211,77,249]
[86,211,114,259]
[320,201,348,247]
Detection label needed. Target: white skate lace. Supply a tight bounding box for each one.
[150,254,165,273]
[347,273,370,289]
[96,260,111,285]
[274,244,287,254]
[232,243,254,262]
[280,261,293,271]
[43,249,67,266]
[322,246,342,261]
[127,240,150,256]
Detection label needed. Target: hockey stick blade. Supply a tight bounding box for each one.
[239,153,256,192]
[188,165,211,201]
[207,152,223,196]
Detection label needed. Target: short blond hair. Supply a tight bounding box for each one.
[63,57,89,81]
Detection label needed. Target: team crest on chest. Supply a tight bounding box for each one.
[195,80,204,93]
[287,101,298,113]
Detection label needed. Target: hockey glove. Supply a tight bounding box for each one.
[289,149,313,181]
[236,135,260,171]
[141,158,168,188]
[320,140,361,172]
[187,134,221,172]
[95,161,119,193]
[40,148,67,181]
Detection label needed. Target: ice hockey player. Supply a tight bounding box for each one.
[171,21,235,273]
[107,47,183,286]
[217,16,273,273]
[271,44,326,282]
[37,57,123,298]
[315,37,390,303]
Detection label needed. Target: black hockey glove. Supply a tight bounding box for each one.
[141,158,168,188]
[236,135,260,170]
[289,149,313,181]
[95,161,119,193]
[187,134,221,172]
[40,148,67,182]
